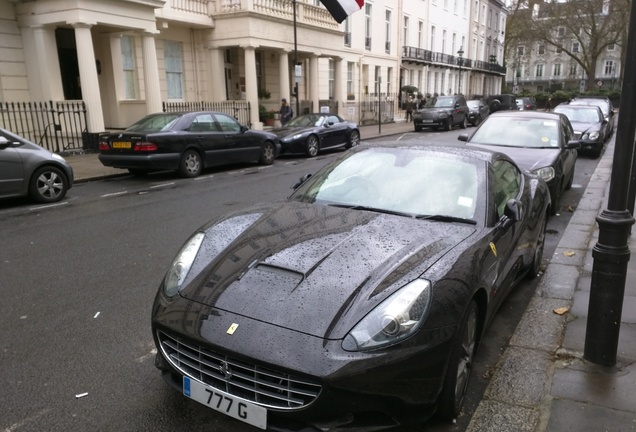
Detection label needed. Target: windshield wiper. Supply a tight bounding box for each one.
[415,214,477,225]
[327,203,414,218]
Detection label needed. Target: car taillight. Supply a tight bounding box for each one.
[98,142,110,150]
[134,142,158,151]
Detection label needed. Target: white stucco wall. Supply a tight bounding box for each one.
[0,0,30,101]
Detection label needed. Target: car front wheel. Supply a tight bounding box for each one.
[259,141,276,165]
[305,135,319,157]
[527,215,547,279]
[444,118,453,131]
[178,149,203,178]
[460,115,467,129]
[30,166,68,203]
[439,300,479,421]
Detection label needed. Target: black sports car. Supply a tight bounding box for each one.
[459,111,580,215]
[151,143,550,431]
[272,113,360,157]
[98,111,280,178]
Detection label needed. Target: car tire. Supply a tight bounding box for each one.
[590,146,602,159]
[439,300,479,421]
[178,149,203,178]
[259,141,276,165]
[415,125,422,132]
[445,118,453,132]
[460,115,467,129]
[526,215,547,279]
[305,135,319,158]
[565,169,574,190]
[345,130,360,149]
[29,166,68,203]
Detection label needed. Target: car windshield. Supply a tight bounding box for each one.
[126,114,181,132]
[291,148,480,221]
[286,114,326,128]
[554,107,601,123]
[426,97,455,108]
[469,116,560,148]
[570,100,609,117]
[467,101,480,109]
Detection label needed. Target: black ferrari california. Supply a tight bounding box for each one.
[272,113,360,157]
[151,143,550,430]
[98,111,280,178]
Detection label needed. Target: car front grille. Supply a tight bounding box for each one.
[157,331,322,410]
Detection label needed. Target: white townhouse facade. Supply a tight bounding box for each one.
[0,0,507,140]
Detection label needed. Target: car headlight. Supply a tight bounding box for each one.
[533,166,555,183]
[163,232,205,297]
[588,131,600,141]
[342,279,431,351]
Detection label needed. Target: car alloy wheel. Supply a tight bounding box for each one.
[259,141,276,165]
[306,135,319,157]
[460,116,467,129]
[439,300,479,421]
[30,166,68,203]
[527,215,547,279]
[179,149,203,178]
[345,130,360,149]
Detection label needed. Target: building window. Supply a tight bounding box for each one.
[556,46,563,54]
[347,62,354,96]
[553,63,561,76]
[488,9,492,28]
[569,63,577,76]
[517,46,525,56]
[120,35,137,99]
[538,44,545,55]
[430,26,436,51]
[403,16,409,47]
[365,4,372,50]
[374,66,381,91]
[536,64,544,78]
[164,40,184,99]
[482,5,486,25]
[604,60,615,76]
[387,67,393,93]
[344,17,352,47]
[474,0,479,21]
[454,0,458,14]
[495,12,499,31]
[328,60,335,99]
[607,43,615,51]
[572,41,580,53]
[444,0,448,10]
[385,10,392,54]
[557,27,565,37]
[442,30,447,53]
[452,33,457,55]
[418,21,424,48]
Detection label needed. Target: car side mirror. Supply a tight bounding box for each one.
[0,136,10,148]
[566,140,581,149]
[240,125,249,133]
[457,133,469,142]
[454,103,460,109]
[503,199,523,227]
[292,173,312,190]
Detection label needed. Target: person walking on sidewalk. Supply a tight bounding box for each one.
[405,96,415,122]
[545,97,553,112]
[279,98,292,125]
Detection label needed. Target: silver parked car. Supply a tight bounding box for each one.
[0,128,74,203]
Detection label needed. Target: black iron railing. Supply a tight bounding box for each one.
[162,101,252,126]
[0,100,87,153]
[402,46,507,75]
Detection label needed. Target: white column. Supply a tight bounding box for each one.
[142,32,163,114]
[243,45,261,130]
[309,55,319,112]
[208,47,226,101]
[32,26,64,101]
[72,23,104,132]
[279,50,291,101]
[334,57,343,104]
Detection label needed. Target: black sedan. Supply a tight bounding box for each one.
[467,99,490,126]
[98,111,280,178]
[151,143,550,431]
[553,104,608,158]
[272,113,360,157]
[0,127,74,203]
[459,111,580,215]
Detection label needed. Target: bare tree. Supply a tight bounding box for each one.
[505,0,630,91]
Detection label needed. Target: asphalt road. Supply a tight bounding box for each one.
[0,129,602,432]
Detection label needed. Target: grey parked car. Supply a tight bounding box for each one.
[413,95,469,131]
[0,127,74,203]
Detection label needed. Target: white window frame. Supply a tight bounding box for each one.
[120,35,137,100]
[164,40,184,100]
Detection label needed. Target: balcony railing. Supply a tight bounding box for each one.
[402,46,507,75]
[157,0,214,24]
[211,0,339,30]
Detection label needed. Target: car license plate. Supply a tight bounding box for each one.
[112,141,131,149]
[422,119,433,123]
[183,376,267,430]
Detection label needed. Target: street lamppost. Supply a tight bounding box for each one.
[489,54,497,95]
[457,47,464,94]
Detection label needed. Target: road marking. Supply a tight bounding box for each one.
[150,182,175,189]
[195,175,214,181]
[29,202,69,211]
[135,348,158,363]
[5,409,51,432]
[101,191,128,198]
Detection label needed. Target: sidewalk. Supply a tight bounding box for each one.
[63,120,636,431]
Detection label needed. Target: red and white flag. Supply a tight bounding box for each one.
[319,0,364,23]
